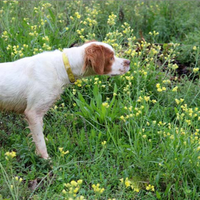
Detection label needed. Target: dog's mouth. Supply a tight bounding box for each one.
[109,74,118,77]
[108,67,130,76]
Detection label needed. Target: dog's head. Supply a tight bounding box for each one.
[83,42,130,76]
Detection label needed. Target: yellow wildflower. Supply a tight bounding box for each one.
[71,180,78,186]
[146,184,155,192]
[124,178,131,188]
[5,151,16,160]
[77,179,83,184]
[102,102,109,108]
[172,86,178,92]
[62,189,67,194]
[58,147,69,156]
[193,68,199,73]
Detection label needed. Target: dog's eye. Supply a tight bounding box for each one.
[110,57,114,61]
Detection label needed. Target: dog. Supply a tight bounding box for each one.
[0,41,130,159]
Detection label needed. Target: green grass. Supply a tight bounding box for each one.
[0,0,200,199]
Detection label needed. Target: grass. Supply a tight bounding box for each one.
[0,0,200,199]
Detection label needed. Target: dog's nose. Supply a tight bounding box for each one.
[124,59,130,66]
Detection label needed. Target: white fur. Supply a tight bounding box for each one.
[0,42,130,159]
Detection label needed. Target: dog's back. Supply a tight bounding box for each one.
[0,51,65,113]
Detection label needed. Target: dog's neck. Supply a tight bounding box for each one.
[62,46,85,80]
[62,46,97,81]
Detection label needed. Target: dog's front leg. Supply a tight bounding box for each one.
[25,110,49,159]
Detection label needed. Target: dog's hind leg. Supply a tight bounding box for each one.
[24,109,49,159]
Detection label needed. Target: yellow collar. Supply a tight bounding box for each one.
[62,52,75,83]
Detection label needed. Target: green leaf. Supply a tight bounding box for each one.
[156,191,162,199]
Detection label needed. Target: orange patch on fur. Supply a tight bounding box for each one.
[84,44,114,75]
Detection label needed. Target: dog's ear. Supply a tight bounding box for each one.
[84,44,105,75]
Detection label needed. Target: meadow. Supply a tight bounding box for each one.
[1,0,200,199]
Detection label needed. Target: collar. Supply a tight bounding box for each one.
[62,52,75,83]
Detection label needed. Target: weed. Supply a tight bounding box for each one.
[0,0,200,199]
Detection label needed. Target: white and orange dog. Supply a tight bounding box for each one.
[0,41,130,159]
